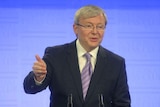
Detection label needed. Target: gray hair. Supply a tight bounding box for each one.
[74,5,107,25]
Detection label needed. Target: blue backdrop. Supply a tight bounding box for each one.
[0,0,160,107]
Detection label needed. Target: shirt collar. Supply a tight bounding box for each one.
[76,39,99,58]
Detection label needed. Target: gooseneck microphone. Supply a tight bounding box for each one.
[99,94,105,107]
[67,94,73,107]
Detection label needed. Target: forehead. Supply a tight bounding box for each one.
[79,14,106,24]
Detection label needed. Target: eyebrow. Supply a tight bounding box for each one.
[84,22,104,25]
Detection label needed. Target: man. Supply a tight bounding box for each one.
[23,5,131,107]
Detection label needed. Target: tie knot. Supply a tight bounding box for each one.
[84,53,91,62]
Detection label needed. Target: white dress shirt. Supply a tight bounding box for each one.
[76,39,99,73]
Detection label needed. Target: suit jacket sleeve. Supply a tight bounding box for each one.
[112,59,131,107]
[23,47,54,94]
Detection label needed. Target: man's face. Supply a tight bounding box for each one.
[73,14,106,52]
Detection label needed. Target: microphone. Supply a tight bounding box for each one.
[67,94,73,107]
[98,94,105,107]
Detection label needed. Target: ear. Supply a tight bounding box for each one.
[73,24,78,35]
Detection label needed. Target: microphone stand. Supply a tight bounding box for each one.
[67,94,73,107]
[99,94,105,107]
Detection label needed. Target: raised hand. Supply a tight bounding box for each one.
[32,54,47,82]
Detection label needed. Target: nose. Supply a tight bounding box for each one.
[91,26,98,33]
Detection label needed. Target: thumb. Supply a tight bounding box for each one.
[35,54,43,62]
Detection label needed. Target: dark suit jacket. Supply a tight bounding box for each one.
[23,40,131,107]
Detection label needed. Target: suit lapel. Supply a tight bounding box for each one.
[85,46,109,101]
[66,42,110,103]
[66,41,84,102]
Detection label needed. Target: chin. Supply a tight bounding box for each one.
[90,42,100,46]
[90,45,99,49]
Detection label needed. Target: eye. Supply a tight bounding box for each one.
[85,24,93,29]
[97,25,105,30]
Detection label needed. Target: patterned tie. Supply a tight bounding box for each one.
[81,53,92,99]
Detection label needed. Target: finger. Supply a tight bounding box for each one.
[32,65,46,72]
[34,62,46,67]
[35,55,46,67]
[35,54,43,62]
[34,71,46,77]
[33,63,46,70]
[33,70,47,75]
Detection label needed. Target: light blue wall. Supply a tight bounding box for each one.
[0,1,160,107]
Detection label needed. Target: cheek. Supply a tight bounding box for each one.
[79,34,86,40]
[78,31,88,38]
[100,32,105,38]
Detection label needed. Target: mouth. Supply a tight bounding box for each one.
[90,37,98,42]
